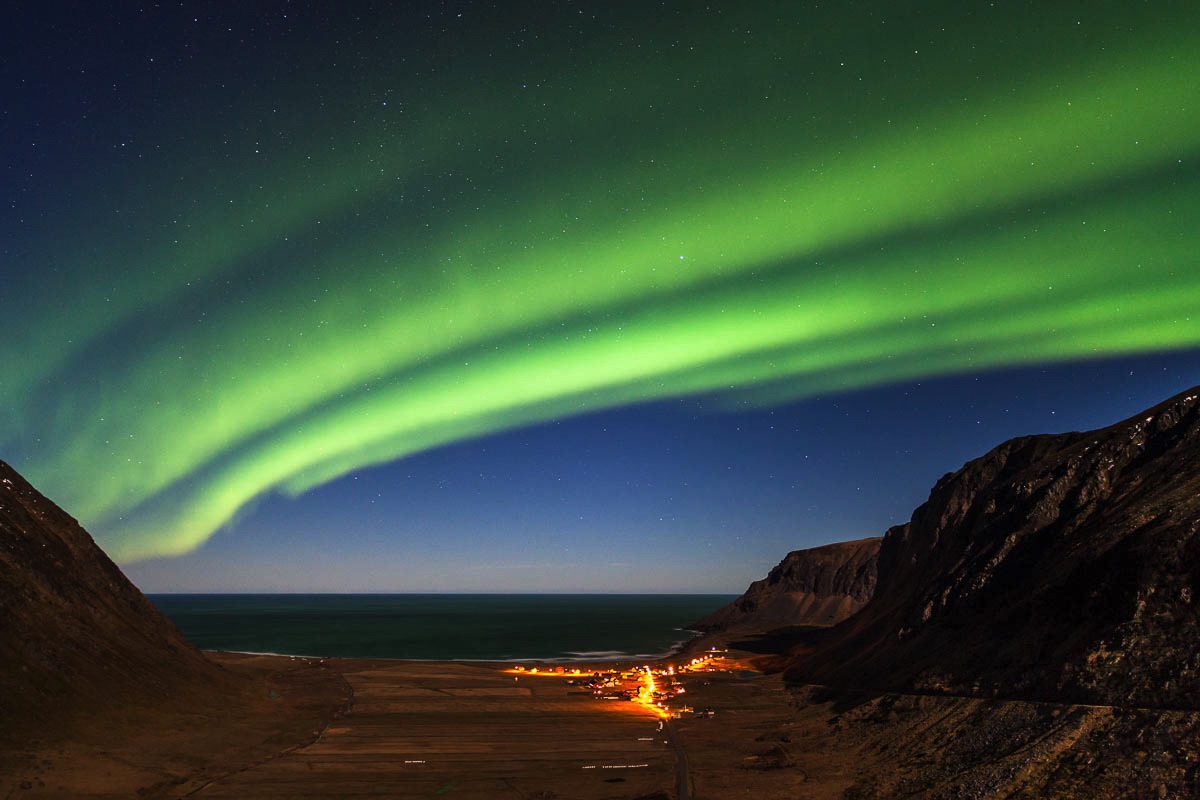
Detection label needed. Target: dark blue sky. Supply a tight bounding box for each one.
[124,353,1199,592]
[3,1,1199,592]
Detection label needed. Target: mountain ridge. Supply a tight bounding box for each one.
[779,385,1200,709]
[0,459,227,745]
[691,537,880,634]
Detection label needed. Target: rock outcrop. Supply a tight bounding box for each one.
[693,537,880,633]
[783,386,1200,709]
[0,460,225,745]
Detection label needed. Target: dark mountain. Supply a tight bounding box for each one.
[0,460,225,745]
[782,386,1200,709]
[692,537,880,633]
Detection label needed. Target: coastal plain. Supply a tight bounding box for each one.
[191,655,675,800]
[18,649,1198,800]
[7,653,678,799]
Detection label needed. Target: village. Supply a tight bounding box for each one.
[506,648,729,719]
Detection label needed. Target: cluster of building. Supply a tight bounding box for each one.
[506,648,729,719]
[636,650,728,718]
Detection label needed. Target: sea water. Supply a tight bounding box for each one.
[148,594,734,661]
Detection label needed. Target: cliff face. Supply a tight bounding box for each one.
[0,460,223,743]
[784,387,1200,709]
[694,537,880,632]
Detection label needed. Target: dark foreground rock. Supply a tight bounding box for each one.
[0,461,348,798]
[0,459,226,746]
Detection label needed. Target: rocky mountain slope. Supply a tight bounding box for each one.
[782,386,1200,709]
[0,459,225,745]
[693,537,880,633]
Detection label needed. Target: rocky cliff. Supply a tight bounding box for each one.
[0,460,224,744]
[693,537,880,633]
[783,386,1200,709]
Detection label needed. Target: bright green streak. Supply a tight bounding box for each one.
[5,6,1200,560]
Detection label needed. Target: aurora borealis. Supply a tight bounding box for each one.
[4,2,1199,591]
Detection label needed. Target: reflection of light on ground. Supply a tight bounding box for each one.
[636,667,670,718]
[502,649,743,720]
[504,666,587,676]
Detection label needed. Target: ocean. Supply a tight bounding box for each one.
[148,594,735,662]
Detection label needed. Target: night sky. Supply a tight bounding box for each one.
[4,1,1198,593]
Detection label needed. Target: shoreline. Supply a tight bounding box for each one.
[201,631,709,666]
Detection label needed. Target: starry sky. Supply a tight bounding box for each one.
[3,1,1198,593]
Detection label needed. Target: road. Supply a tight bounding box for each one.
[661,717,690,800]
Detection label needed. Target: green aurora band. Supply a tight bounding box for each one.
[4,2,1199,559]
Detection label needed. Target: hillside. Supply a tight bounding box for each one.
[782,386,1200,709]
[0,460,225,745]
